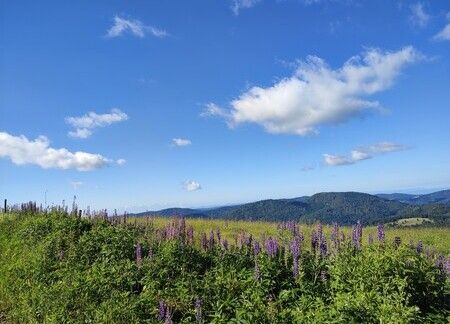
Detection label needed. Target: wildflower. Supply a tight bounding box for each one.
[265,237,278,257]
[416,241,423,254]
[208,230,215,249]
[158,301,166,321]
[136,243,142,267]
[165,307,173,324]
[195,298,203,323]
[331,223,340,249]
[253,240,261,256]
[352,221,363,249]
[290,237,301,278]
[320,270,327,283]
[186,226,194,244]
[444,256,450,276]
[319,237,327,257]
[377,224,385,243]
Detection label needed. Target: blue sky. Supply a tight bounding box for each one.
[1,0,449,212]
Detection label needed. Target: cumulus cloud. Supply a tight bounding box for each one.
[231,0,261,15]
[0,132,111,171]
[106,15,168,38]
[183,180,202,192]
[172,138,192,147]
[323,142,408,166]
[433,12,450,41]
[66,108,128,139]
[410,3,430,27]
[208,47,420,136]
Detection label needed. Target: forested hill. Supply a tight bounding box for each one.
[133,190,450,225]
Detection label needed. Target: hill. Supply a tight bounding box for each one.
[376,190,450,205]
[133,191,450,225]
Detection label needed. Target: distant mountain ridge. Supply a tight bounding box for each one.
[132,190,450,225]
[376,190,450,205]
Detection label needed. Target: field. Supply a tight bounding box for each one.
[134,216,450,254]
[0,210,449,323]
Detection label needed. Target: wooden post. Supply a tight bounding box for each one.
[4,199,6,213]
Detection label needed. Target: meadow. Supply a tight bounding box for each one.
[0,209,449,323]
[135,216,450,254]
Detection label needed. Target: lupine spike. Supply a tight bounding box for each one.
[195,298,203,323]
[377,224,385,243]
[136,243,142,267]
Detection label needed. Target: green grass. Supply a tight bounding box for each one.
[130,216,450,254]
[0,212,449,323]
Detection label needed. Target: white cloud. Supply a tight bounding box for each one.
[66,108,128,139]
[106,15,168,38]
[172,138,192,147]
[200,103,229,119]
[231,0,261,15]
[0,132,111,171]
[433,12,450,41]
[323,142,408,166]
[209,47,420,136]
[410,3,430,27]
[183,180,202,192]
[116,159,126,166]
[70,181,83,189]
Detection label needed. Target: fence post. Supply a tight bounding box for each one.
[4,199,7,213]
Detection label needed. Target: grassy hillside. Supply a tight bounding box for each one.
[0,211,449,323]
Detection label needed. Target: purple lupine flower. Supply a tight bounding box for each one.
[222,239,229,250]
[352,221,363,249]
[179,217,186,235]
[208,230,215,249]
[165,307,173,324]
[377,224,385,243]
[368,234,373,245]
[253,240,261,256]
[444,256,450,276]
[290,237,301,278]
[265,237,278,257]
[435,254,444,269]
[243,233,252,248]
[331,223,339,249]
[136,243,142,267]
[317,223,323,239]
[393,236,402,249]
[319,237,327,257]
[201,233,208,251]
[254,261,261,281]
[416,241,423,254]
[158,301,166,320]
[311,230,319,253]
[186,226,194,244]
[195,298,203,323]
